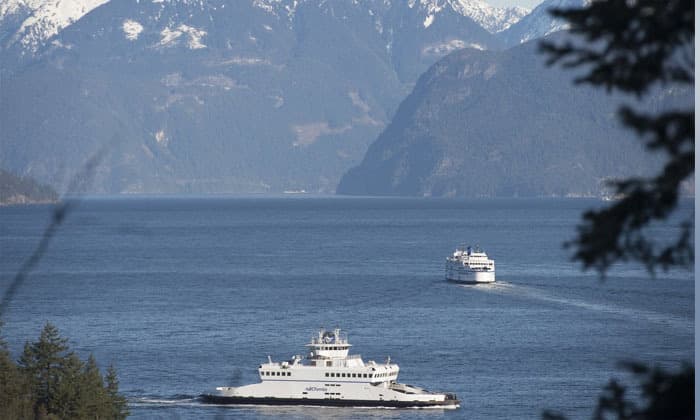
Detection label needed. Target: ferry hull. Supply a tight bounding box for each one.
[200,394,460,408]
[445,269,495,284]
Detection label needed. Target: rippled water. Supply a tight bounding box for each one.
[0,197,693,419]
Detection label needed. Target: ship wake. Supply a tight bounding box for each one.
[468,281,693,332]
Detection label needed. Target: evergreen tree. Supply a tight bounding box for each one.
[538,1,693,418]
[77,354,109,419]
[105,364,129,419]
[11,322,129,420]
[540,0,694,275]
[0,322,33,418]
[50,353,83,420]
[18,322,70,417]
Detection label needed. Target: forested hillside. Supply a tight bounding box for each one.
[0,169,58,205]
[337,35,691,197]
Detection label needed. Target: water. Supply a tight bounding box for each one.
[0,197,693,419]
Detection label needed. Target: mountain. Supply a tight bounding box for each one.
[0,168,58,205]
[336,34,692,198]
[448,0,529,33]
[497,0,584,48]
[0,0,108,71]
[0,0,530,194]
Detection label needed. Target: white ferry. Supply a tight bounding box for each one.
[445,245,495,284]
[201,328,459,408]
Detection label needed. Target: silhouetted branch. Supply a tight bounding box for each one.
[0,148,109,318]
[540,0,694,276]
[543,362,694,420]
[540,0,693,95]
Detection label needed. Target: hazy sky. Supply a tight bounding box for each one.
[485,0,543,10]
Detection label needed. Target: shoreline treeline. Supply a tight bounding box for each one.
[0,322,128,419]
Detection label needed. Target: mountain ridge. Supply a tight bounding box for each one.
[336,35,691,198]
[0,0,513,194]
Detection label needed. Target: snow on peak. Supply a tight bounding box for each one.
[448,0,529,33]
[422,38,483,56]
[122,19,143,41]
[405,0,530,33]
[501,0,587,46]
[252,0,300,20]
[2,0,110,52]
[159,24,207,49]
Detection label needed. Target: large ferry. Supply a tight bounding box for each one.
[445,245,495,284]
[201,328,459,408]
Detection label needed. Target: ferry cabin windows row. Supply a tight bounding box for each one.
[261,371,291,377]
[324,372,394,379]
[319,346,347,350]
[260,371,396,379]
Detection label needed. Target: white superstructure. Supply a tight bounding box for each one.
[201,328,459,408]
[445,245,495,283]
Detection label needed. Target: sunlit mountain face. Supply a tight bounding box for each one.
[1,0,530,193]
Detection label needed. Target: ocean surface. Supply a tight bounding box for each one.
[0,197,693,419]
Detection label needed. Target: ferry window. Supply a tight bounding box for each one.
[341,373,346,377]
[287,372,291,376]
[325,373,329,377]
[351,373,355,378]
[276,372,280,376]
[363,374,367,378]
[330,373,335,377]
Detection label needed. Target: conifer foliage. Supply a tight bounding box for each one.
[540,0,694,275]
[0,322,128,419]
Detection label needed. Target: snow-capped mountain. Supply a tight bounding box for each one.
[0,0,108,52]
[0,0,509,194]
[447,0,529,33]
[250,0,530,33]
[497,0,585,47]
[0,0,530,60]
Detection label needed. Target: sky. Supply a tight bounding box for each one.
[485,0,543,9]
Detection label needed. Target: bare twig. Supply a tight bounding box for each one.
[0,147,109,318]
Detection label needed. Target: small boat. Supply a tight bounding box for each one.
[445,245,495,284]
[200,328,459,408]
